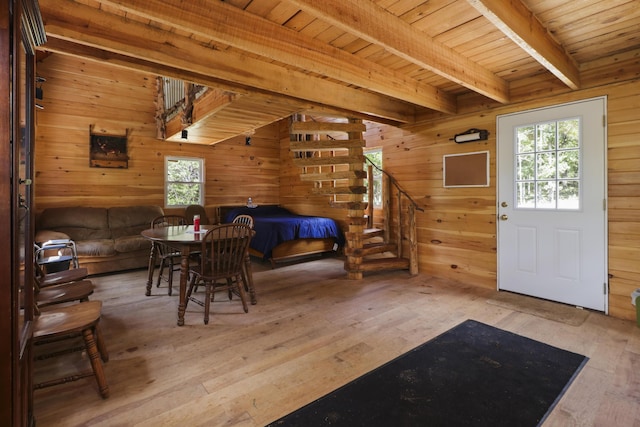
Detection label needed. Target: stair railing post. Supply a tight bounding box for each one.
[408,203,418,275]
[367,164,374,229]
[383,174,391,244]
[396,189,402,258]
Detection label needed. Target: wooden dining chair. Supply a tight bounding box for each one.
[34,260,88,288]
[232,214,254,228]
[231,214,257,302]
[31,261,94,312]
[33,300,110,398]
[151,215,187,296]
[185,223,253,324]
[185,204,210,225]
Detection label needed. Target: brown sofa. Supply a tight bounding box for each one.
[35,205,164,275]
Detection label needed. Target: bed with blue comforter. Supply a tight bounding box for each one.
[222,205,344,265]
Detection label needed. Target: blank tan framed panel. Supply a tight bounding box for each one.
[443,151,490,188]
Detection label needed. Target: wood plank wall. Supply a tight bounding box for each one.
[360,80,640,322]
[35,53,639,321]
[34,55,281,223]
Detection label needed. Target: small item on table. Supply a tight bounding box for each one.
[193,214,200,232]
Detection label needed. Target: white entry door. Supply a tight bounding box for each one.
[497,97,607,312]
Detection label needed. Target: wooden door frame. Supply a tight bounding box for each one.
[0,1,15,421]
[1,1,45,424]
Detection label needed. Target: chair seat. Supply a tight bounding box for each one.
[38,267,89,288]
[34,300,102,339]
[36,280,95,308]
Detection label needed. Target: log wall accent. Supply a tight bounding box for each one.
[34,55,281,222]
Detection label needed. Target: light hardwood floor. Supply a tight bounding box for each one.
[33,256,640,426]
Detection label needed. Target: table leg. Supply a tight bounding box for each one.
[244,252,257,305]
[177,248,190,326]
[145,242,157,296]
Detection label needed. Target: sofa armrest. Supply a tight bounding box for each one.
[35,230,71,245]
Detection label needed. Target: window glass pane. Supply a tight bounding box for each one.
[517,126,535,153]
[516,154,535,180]
[558,149,579,179]
[167,159,201,182]
[558,180,580,209]
[516,182,536,208]
[536,181,556,208]
[167,183,201,206]
[536,152,556,179]
[558,119,579,149]
[536,122,556,151]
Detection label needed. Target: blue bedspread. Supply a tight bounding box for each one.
[224,205,344,260]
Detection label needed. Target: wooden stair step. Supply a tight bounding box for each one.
[290,121,367,134]
[363,228,384,239]
[290,139,364,151]
[344,242,397,257]
[299,170,368,181]
[311,186,367,195]
[329,201,368,210]
[346,257,410,272]
[293,154,364,167]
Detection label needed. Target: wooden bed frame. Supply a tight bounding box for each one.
[217,205,339,268]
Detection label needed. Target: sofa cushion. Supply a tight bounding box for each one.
[114,235,152,253]
[76,239,117,257]
[108,205,164,239]
[38,207,111,241]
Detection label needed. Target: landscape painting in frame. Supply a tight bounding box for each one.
[90,133,129,168]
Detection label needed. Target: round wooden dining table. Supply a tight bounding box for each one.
[141,225,257,326]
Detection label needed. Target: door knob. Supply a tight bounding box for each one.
[500,214,508,221]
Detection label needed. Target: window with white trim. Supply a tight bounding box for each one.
[165,156,204,208]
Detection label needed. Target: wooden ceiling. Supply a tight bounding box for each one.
[37,0,640,144]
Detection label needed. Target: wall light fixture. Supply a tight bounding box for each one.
[451,128,489,143]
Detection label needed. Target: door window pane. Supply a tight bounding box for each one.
[516,182,536,208]
[536,181,557,209]
[558,180,580,209]
[515,118,581,210]
[536,122,556,151]
[516,154,534,180]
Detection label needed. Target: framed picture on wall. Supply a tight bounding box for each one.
[89,132,129,168]
[443,151,490,188]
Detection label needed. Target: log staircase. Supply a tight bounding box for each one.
[289,115,419,280]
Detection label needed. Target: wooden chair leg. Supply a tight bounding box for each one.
[94,324,109,363]
[167,258,174,296]
[204,281,212,325]
[156,258,166,288]
[236,275,249,313]
[82,326,110,398]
